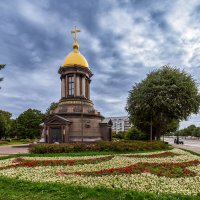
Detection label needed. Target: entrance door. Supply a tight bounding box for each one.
[51,128,62,143]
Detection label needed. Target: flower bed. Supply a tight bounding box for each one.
[57,160,199,178]
[1,155,114,169]
[124,151,180,158]
[0,148,200,196]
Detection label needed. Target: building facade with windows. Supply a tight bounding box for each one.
[41,27,112,143]
[108,116,131,132]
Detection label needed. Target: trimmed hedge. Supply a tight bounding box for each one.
[29,141,169,154]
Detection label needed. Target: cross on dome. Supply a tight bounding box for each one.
[71,26,81,42]
[62,27,89,68]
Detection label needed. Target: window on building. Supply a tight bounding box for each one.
[68,76,74,96]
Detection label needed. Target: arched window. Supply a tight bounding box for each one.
[68,76,74,96]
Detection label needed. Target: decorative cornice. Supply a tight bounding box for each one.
[59,65,93,77]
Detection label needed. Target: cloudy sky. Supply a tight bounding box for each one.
[0,0,200,128]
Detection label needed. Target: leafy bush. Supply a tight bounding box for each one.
[112,131,126,139]
[125,127,149,140]
[29,140,169,154]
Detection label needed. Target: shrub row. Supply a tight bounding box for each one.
[29,140,169,154]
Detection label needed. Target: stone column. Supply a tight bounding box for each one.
[65,125,70,142]
[46,127,50,143]
[65,76,68,97]
[85,79,88,99]
[61,78,65,98]
[62,126,65,143]
[74,74,76,96]
[82,77,85,97]
[88,80,90,100]
[41,125,46,143]
[76,75,80,96]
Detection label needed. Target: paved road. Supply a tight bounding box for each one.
[165,137,200,154]
[0,144,29,155]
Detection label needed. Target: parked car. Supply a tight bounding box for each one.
[174,138,184,144]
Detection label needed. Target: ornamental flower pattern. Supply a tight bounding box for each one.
[56,160,199,178]
[0,148,199,196]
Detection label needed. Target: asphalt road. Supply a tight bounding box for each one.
[165,137,200,153]
[165,137,200,147]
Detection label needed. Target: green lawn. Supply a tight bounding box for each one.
[0,176,199,200]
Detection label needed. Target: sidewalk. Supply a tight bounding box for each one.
[0,144,29,155]
[172,144,200,154]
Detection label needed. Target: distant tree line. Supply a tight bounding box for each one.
[174,125,200,138]
[113,124,200,140]
[0,102,58,140]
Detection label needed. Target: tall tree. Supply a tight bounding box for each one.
[0,110,12,139]
[16,109,45,139]
[7,119,18,138]
[0,64,5,89]
[126,66,200,140]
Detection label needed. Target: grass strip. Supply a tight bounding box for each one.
[0,176,199,200]
[178,148,200,157]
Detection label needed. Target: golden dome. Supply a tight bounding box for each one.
[62,41,89,68]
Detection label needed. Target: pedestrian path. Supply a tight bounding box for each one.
[0,144,29,155]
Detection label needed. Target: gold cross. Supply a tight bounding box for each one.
[71,26,81,42]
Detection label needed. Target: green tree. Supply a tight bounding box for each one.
[163,119,179,135]
[125,127,149,140]
[0,64,5,89]
[176,125,200,138]
[7,119,18,138]
[0,110,12,139]
[126,66,200,140]
[46,102,59,115]
[112,131,125,139]
[16,109,45,139]
[193,127,200,138]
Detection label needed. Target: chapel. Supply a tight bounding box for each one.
[41,27,112,143]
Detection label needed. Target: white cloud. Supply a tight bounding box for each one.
[0,0,200,127]
[166,0,200,68]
